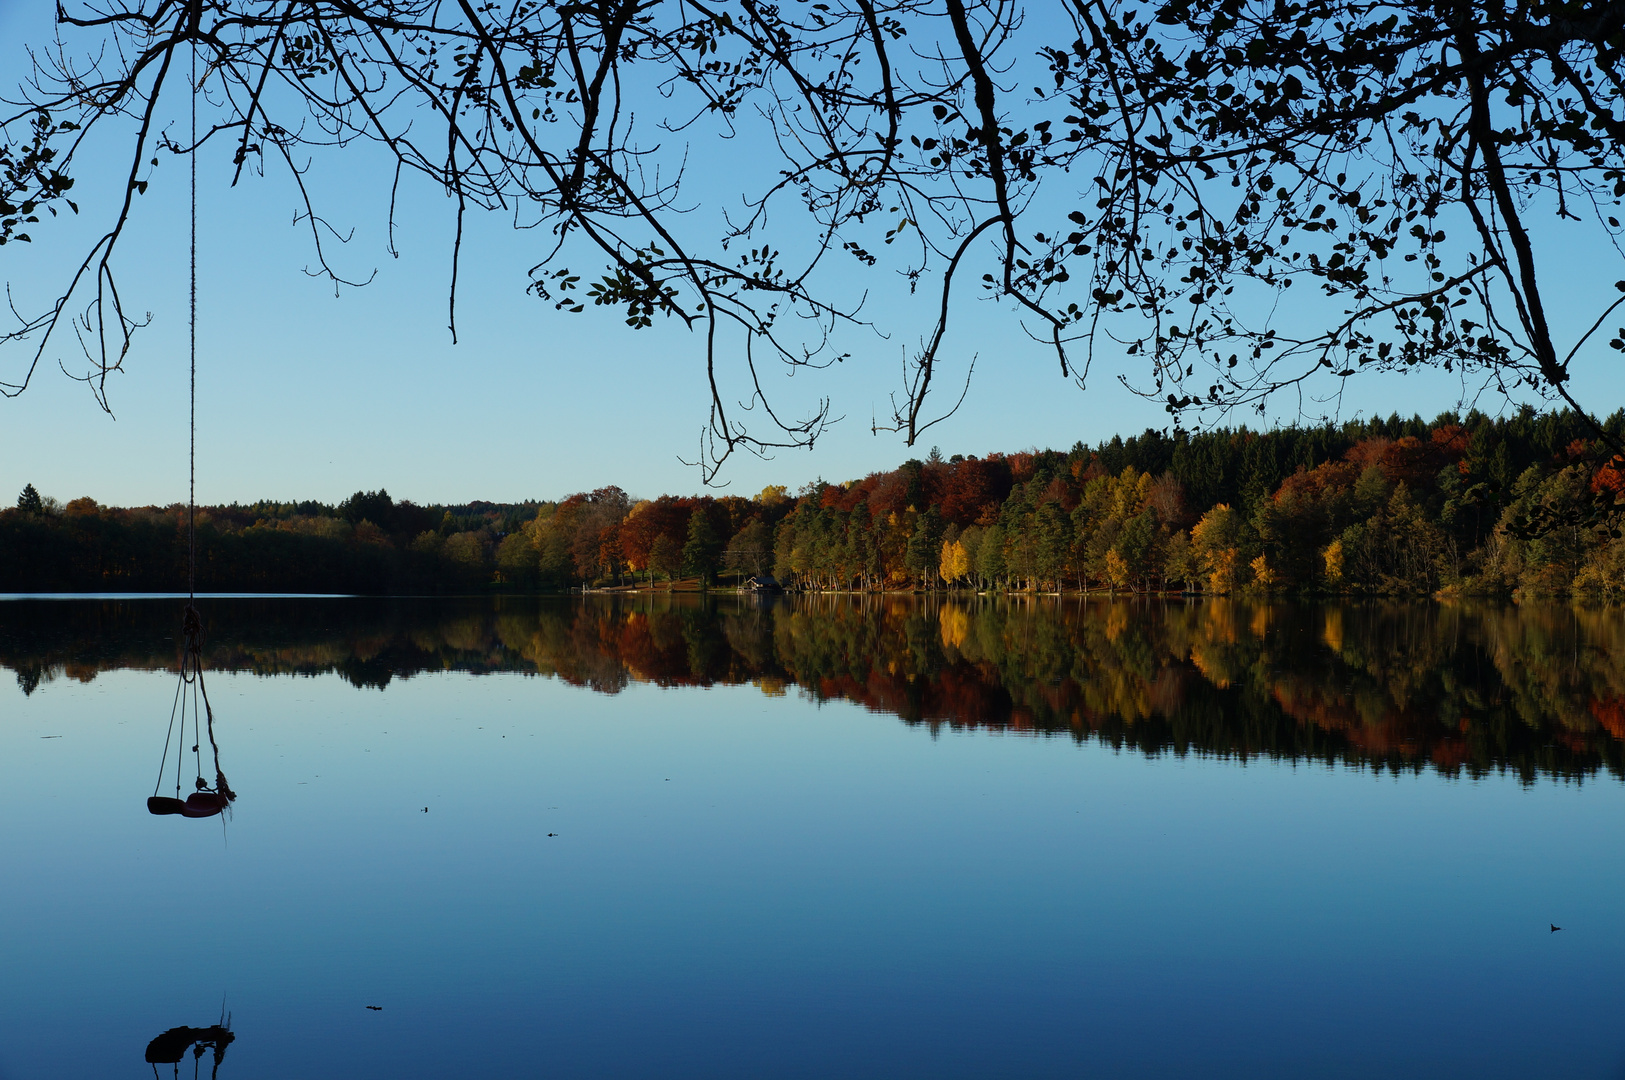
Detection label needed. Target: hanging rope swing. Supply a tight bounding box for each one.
[149,31,235,821]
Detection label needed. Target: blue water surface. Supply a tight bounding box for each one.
[1,602,1622,1078]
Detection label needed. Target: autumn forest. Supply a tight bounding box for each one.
[7,407,1625,597]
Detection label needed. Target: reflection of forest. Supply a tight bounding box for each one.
[5,596,1624,782]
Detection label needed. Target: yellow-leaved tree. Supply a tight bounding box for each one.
[939,538,970,586]
[1250,554,1276,590]
[1190,505,1242,593]
[1104,548,1131,591]
[1321,538,1345,586]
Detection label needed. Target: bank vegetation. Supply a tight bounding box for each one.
[7,408,1625,598]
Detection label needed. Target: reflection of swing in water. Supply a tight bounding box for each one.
[148,603,235,819]
[148,44,234,824]
[144,1015,234,1080]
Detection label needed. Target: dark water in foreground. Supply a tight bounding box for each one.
[2,595,1623,1078]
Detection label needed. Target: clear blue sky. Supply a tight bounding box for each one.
[1,4,1617,510]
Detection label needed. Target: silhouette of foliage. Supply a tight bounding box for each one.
[9,0,1625,474]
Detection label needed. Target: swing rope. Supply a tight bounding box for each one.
[152,24,234,811]
[188,18,198,608]
[153,667,185,798]
[180,24,208,786]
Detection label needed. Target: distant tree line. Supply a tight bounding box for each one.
[0,487,545,594]
[7,407,1625,596]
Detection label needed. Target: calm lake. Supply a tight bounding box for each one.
[2,594,1623,1078]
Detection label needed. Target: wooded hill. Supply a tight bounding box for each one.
[6,407,1625,596]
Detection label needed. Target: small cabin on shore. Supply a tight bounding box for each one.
[745,574,782,592]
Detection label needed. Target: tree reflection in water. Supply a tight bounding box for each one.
[4,595,1625,783]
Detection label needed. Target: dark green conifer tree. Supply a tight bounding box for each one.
[682,508,722,587]
[904,507,944,588]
